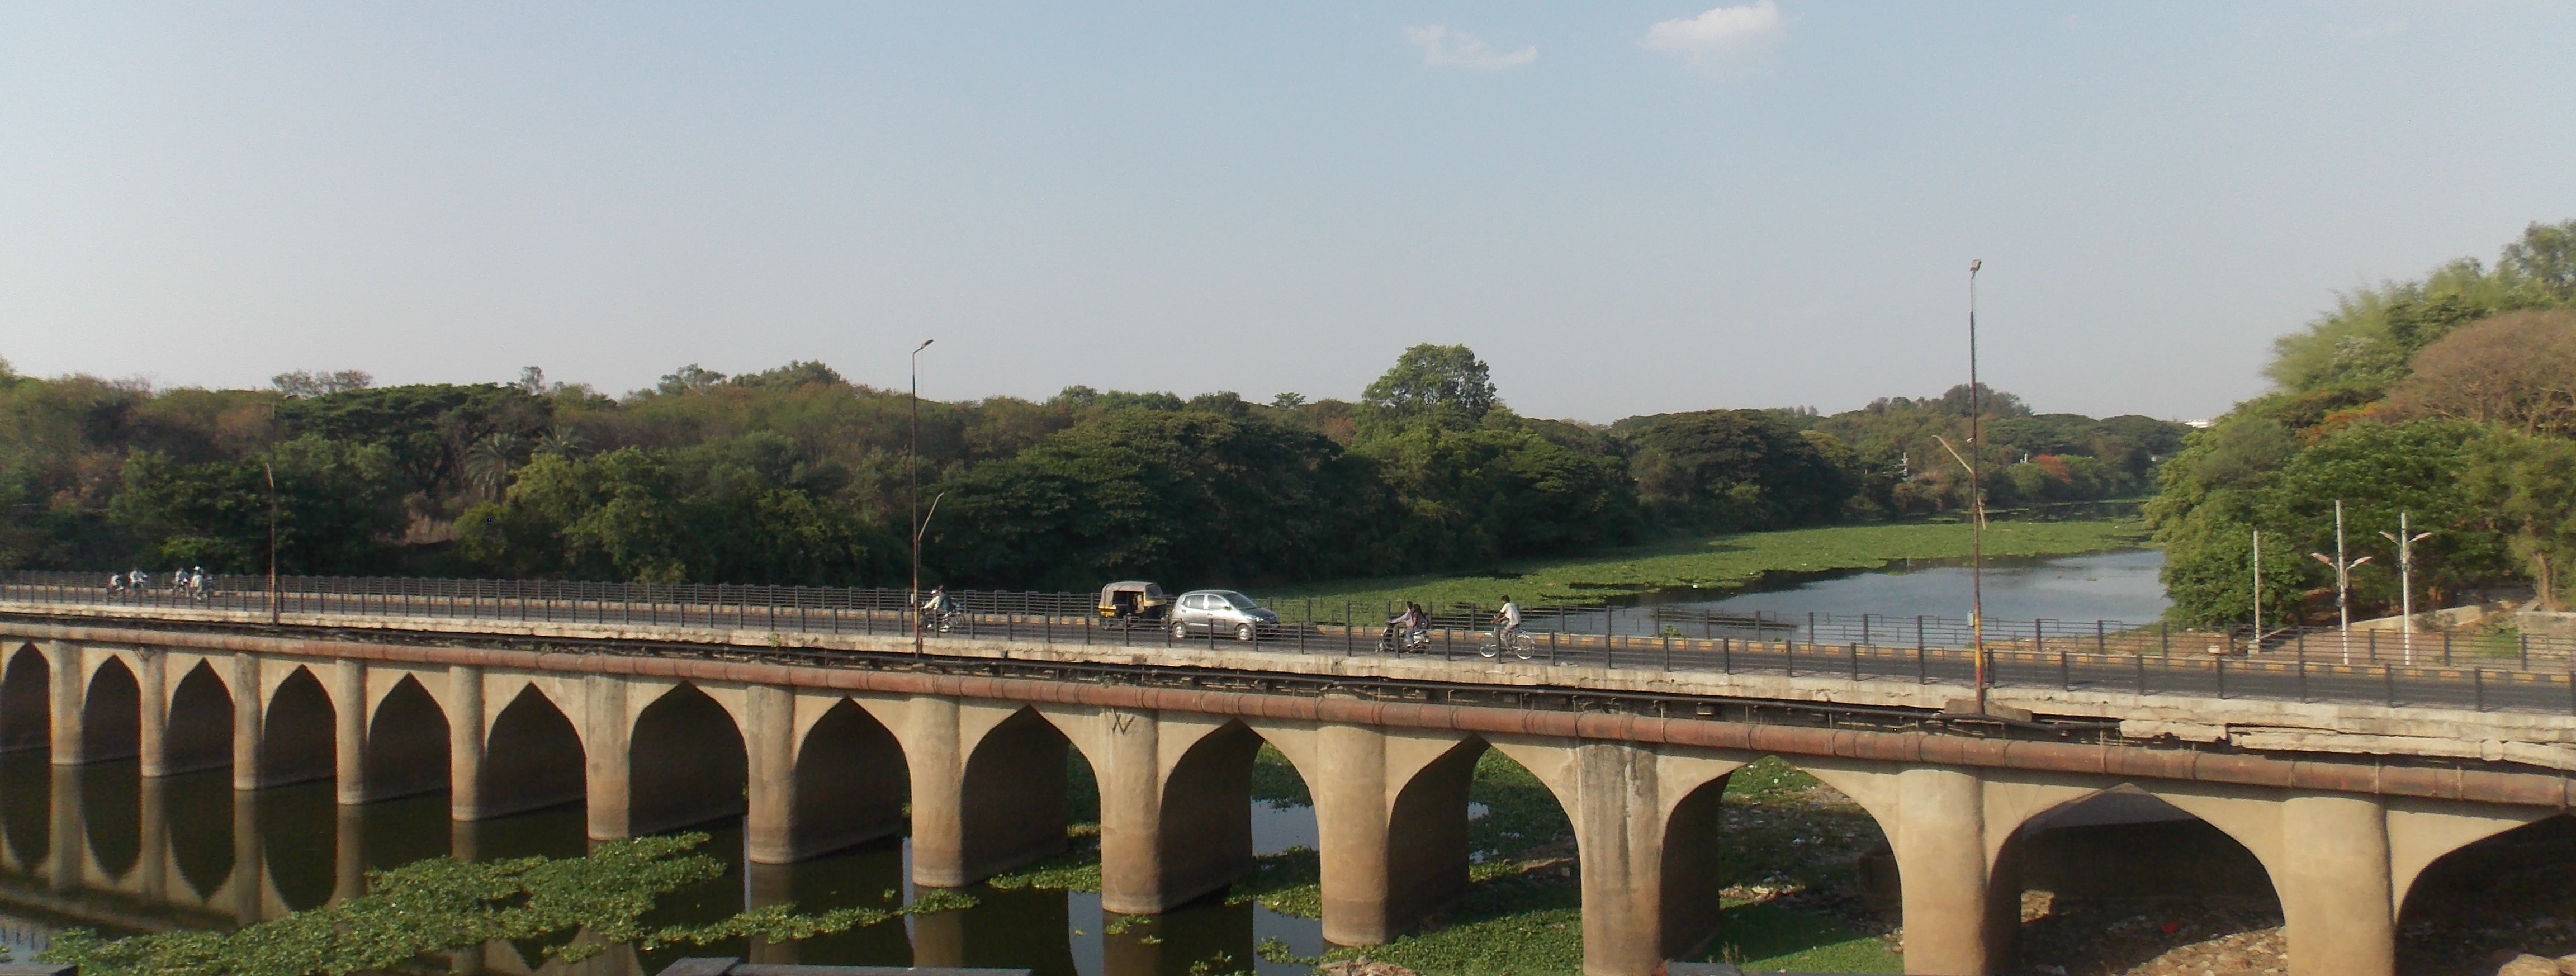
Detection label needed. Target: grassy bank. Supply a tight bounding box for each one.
[1267,515,2151,613]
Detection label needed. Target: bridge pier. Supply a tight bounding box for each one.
[583,674,630,840]
[448,665,484,820]
[744,685,794,863]
[333,660,366,804]
[48,642,82,766]
[137,650,167,777]
[1300,724,1480,946]
[230,654,260,790]
[2279,794,2394,976]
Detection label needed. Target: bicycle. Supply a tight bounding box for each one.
[1476,628,1535,661]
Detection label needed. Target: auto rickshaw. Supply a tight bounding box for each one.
[1097,581,1169,626]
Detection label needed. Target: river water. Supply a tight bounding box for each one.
[0,756,1331,976]
[0,550,2163,973]
[1579,549,2171,642]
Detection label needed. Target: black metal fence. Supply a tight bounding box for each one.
[7,570,2572,714]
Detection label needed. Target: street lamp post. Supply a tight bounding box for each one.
[910,338,934,656]
[2309,499,2373,665]
[1966,258,1988,713]
[2380,511,2432,665]
[266,461,280,626]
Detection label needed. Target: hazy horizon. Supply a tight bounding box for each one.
[6,3,2572,423]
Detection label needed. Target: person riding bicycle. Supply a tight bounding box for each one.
[1490,596,1524,646]
[129,568,149,590]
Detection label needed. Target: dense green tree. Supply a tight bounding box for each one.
[1361,344,1498,427]
[930,409,1395,590]
[1616,410,1853,532]
[107,435,408,574]
[2466,432,2576,610]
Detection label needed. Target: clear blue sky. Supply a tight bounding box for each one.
[4,2,2571,421]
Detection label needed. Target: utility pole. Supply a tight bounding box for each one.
[910,339,934,656]
[2310,499,2373,664]
[1966,258,1987,713]
[266,461,280,626]
[2250,528,2261,653]
[2380,511,2432,665]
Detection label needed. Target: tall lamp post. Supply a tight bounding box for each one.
[1966,258,1988,713]
[910,339,934,655]
[2309,499,2373,664]
[2380,511,2431,665]
[265,461,280,626]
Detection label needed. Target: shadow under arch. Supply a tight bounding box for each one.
[0,752,44,868]
[80,657,140,763]
[956,707,1084,882]
[2397,812,2576,972]
[478,686,585,819]
[787,699,907,860]
[1385,736,1492,935]
[80,759,142,880]
[363,676,449,802]
[1993,786,2281,974]
[1,646,50,753]
[258,667,335,788]
[165,661,234,774]
[628,683,747,835]
[1145,721,1268,909]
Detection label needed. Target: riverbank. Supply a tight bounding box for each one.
[1268,517,2152,613]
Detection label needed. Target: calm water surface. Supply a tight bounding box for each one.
[1585,549,2170,640]
[0,754,1327,975]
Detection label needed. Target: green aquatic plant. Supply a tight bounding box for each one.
[40,833,973,976]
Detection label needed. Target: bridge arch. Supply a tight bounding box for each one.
[362,675,448,802]
[79,657,140,764]
[477,685,585,819]
[164,660,234,774]
[785,698,907,859]
[257,666,334,787]
[627,682,747,835]
[2396,811,2574,969]
[1,645,49,752]
[953,706,1081,882]
[1987,785,2284,974]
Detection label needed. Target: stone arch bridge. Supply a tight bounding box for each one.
[3,601,2572,976]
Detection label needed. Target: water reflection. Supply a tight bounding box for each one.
[0,751,1329,975]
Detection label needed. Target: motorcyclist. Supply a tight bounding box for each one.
[920,586,957,630]
[1385,601,1429,654]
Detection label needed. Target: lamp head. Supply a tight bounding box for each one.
[1969,259,1982,273]
[916,339,935,353]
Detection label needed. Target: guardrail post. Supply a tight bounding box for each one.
[2215,657,2225,699]
[2473,669,2485,712]
[2521,634,2530,671]
[2135,652,2146,696]
[2296,640,2308,703]
[1848,642,1859,681]
[1722,637,1733,675]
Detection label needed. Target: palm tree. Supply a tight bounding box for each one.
[465,433,522,501]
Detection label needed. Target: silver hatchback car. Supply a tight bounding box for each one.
[1168,589,1279,642]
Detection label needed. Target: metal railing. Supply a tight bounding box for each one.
[7,570,2572,715]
